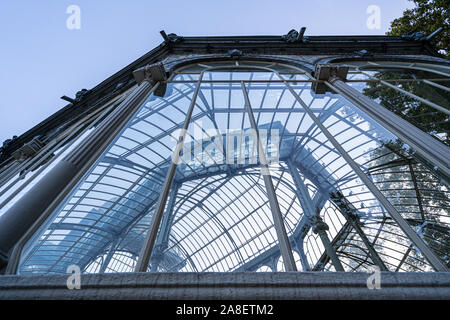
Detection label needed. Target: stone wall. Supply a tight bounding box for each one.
[0,272,449,300]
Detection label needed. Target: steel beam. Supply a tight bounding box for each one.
[99,238,121,273]
[286,158,344,271]
[135,75,204,272]
[328,77,450,184]
[276,72,448,272]
[286,159,316,219]
[313,221,353,271]
[295,238,310,271]
[330,192,389,271]
[1,80,157,273]
[358,69,450,116]
[241,81,297,272]
[0,101,117,208]
[150,183,179,272]
[311,211,345,272]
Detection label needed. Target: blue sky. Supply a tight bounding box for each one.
[0,0,414,144]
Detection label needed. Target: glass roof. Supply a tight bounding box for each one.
[17,61,449,274]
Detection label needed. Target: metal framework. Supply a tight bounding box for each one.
[0,33,449,279]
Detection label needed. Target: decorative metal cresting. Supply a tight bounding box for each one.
[282,28,308,43]
[160,30,184,44]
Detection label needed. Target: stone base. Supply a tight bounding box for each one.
[0,272,449,300]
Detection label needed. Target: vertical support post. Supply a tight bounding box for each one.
[296,237,310,271]
[278,70,447,272]
[311,210,345,271]
[286,158,344,271]
[135,75,204,272]
[241,81,297,272]
[286,158,315,218]
[150,183,179,272]
[99,237,121,273]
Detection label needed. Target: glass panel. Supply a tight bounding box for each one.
[17,61,449,275]
[18,82,195,274]
[147,80,285,272]
[347,64,450,146]
[295,87,450,271]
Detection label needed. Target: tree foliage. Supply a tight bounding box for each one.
[362,70,450,146]
[387,0,450,58]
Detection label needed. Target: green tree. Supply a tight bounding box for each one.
[362,70,450,146]
[387,0,450,58]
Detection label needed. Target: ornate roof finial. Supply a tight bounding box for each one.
[160,30,184,44]
[228,49,243,58]
[282,27,308,43]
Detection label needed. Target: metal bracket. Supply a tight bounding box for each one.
[61,89,91,105]
[312,64,349,94]
[133,62,168,97]
[311,214,329,234]
[402,32,427,41]
[354,49,372,57]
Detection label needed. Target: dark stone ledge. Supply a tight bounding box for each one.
[0,272,449,300]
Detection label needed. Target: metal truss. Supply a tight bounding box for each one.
[1,59,448,275]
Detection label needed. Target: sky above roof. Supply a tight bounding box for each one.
[0,0,414,144]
